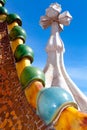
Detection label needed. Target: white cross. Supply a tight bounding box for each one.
[40,3,72,31]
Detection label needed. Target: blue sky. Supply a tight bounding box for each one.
[5,0,87,96]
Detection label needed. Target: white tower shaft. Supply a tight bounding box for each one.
[40,3,87,112]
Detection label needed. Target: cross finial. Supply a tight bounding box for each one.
[40,3,72,31]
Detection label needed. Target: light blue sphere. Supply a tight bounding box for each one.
[37,87,77,124]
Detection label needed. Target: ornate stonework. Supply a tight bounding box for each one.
[0,21,54,130]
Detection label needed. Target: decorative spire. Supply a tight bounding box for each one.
[40,3,87,113]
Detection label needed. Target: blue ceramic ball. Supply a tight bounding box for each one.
[37,87,77,124]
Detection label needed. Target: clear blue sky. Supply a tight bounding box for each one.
[6,0,87,96]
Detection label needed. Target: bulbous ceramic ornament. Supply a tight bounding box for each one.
[0,6,8,21]
[9,26,26,43]
[37,87,77,125]
[14,44,34,63]
[0,0,6,6]
[0,6,7,14]
[20,66,45,89]
[6,13,22,26]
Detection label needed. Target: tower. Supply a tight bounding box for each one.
[40,3,87,112]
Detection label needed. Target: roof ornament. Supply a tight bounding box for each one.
[40,3,87,113]
[40,3,72,31]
